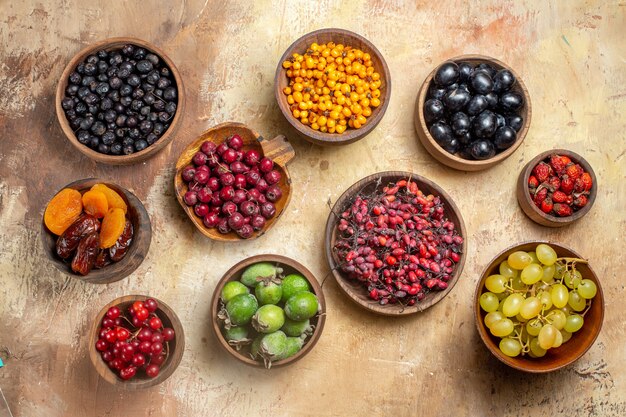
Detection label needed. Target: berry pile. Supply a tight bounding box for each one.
[95,299,176,380]
[528,154,593,217]
[424,61,524,160]
[333,179,464,306]
[62,44,178,155]
[181,135,283,239]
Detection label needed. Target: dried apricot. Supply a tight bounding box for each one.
[91,183,127,214]
[82,190,109,218]
[44,188,83,235]
[100,208,126,248]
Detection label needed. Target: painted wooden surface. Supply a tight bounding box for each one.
[0,1,625,416]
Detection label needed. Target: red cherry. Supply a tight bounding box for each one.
[145,364,160,378]
[104,330,118,343]
[136,308,149,321]
[132,301,145,313]
[151,342,163,355]
[106,306,120,319]
[162,328,175,342]
[149,317,162,330]
[132,353,146,367]
[116,327,130,341]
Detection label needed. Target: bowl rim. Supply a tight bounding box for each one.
[517,149,597,225]
[55,36,185,165]
[274,27,391,146]
[210,254,326,368]
[324,170,467,316]
[414,54,531,170]
[474,240,605,373]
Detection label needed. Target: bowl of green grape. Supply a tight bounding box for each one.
[474,241,604,372]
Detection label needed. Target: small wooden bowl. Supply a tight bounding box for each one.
[275,28,391,146]
[517,149,597,227]
[41,178,152,284]
[56,37,185,165]
[89,295,185,388]
[210,254,326,368]
[174,122,295,241]
[324,171,467,315]
[475,241,604,373]
[414,54,531,171]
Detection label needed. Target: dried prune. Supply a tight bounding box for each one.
[56,214,100,258]
[109,219,133,262]
[71,232,100,275]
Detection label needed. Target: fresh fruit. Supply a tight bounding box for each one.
[255,280,283,306]
[257,331,287,368]
[252,305,285,334]
[224,294,258,326]
[281,318,313,337]
[284,292,319,321]
[44,188,83,235]
[280,274,311,303]
[221,281,249,303]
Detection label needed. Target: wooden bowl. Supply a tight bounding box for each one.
[174,122,295,241]
[414,54,531,171]
[89,295,185,388]
[475,241,604,372]
[324,171,467,315]
[275,28,391,146]
[41,178,152,284]
[55,37,185,165]
[517,149,597,227]
[210,254,326,368]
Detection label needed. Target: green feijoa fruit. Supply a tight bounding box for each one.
[255,281,282,305]
[250,335,264,360]
[252,305,285,334]
[284,291,319,321]
[221,281,249,303]
[259,331,287,368]
[281,317,313,337]
[226,293,258,326]
[240,262,282,287]
[223,326,252,351]
[280,274,311,303]
[276,336,305,360]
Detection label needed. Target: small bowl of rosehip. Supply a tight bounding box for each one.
[415,55,531,171]
[517,150,597,227]
[89,295,184,388]
[174,122,295,241]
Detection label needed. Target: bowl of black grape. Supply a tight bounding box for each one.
[414,55,531,171]
[56,37,185,165]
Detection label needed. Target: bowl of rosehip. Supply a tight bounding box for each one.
[56,38,184,164]
[90,295,184,387]
[325,171,467,315]
[517,150,597,227]
[415,55,531,171]
[174,122,295,241]
[41,178,151,283]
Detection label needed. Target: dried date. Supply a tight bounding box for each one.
[109,219,133,262]
[94,249,112,269]
[56,214,100,259]
[71,232,100,275]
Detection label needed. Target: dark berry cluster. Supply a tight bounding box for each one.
[62,44,178,155]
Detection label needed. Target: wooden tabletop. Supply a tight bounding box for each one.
[1,1,624,416]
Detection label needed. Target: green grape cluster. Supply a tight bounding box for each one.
[479,244,596,358]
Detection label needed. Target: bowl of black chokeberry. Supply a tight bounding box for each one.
[414,55,531,171]
[56,37,184,165]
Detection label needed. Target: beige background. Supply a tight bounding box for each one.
[1,1,625,416]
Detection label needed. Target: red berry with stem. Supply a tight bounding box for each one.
[135,308,149,322]
[259,157,273,173]
[553,203,573,217]
[106,306,121,319]
[162,328,175,342]
[116,327,130,341]
[145,364,160,378]
[96,339,108,351]
[560,175,575,194]
[227,134,243,150]
[151,342,164,355]
[132,353,146,367]
[540,197,554,214]
[581,172,593,191]
[244,149,261,166]
[552,191,567,203]
[149,317,162,330]
[549,154,567,175]
[201,141,216,155]
[120,366,137,380]
[566,163,583,180]
[574,195,588,208]
[528,175,538,189]
[532,162,552,183]
[144,299,158,312]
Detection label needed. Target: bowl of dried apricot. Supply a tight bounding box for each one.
[41,178,152,283]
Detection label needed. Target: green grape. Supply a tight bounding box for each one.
[561,330,572,343]
[528,251,539,264]
[530,337,547,357]
[520,296,542,319]
[490,318,515,337]
[508,251,532,270]
[499,337,522,357]
[536,244,557,266]
[560,304,573,316]
[485,274,507,293]
[536,282,550,293]
[564,270,582,289]
[551,283,569,308]
[521,263,543,285]
[502,293,524,317]
[577,279,597,299]
[511,276,526,291]
[484,311,505,328]
[538,324,558,349]
[564,314,584,333]
[552,328,564,348]
[526,318,543,336]
[542,264,556,283]
[568,290,586,312]
[496,291,509,301]
[546,309,567,330]
[480,292,500,313]
[538,291,553,310]
[497,298,505,312]
[554,263,565,279]
[499,260,518,279]
[515,313,528,323]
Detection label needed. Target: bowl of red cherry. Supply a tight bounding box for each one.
[89,295,184,388]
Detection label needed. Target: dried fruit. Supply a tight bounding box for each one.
[109,219,133,261]
[560,175,575,194]
[56,214,100,258]
[553,203,573,217]
[44,188,83,235]
[566,164,583,180]
[580,172,593,191]
[549,154,567,175]
[91,184,128,213]
[551,191,567,203]
[71,232,100,275]
[532,162,552,183]
[100,208,127,248]
[540,198,554,214]
[528,175,538,189]
[573,195,588,208]
[82,190,109,218]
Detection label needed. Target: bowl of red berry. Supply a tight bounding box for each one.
[174,122,295,241]
[90,295,184,388]
[324,171,467,315]
[517,150,597,227]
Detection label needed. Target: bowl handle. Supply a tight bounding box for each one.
[258,135,295,167]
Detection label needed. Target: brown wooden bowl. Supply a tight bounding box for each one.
[517,149,597,227]
[275,28,391,146]
[89,295,185,388]
[324,171,467,316]
[210,254,326,368]
[41,178,152,284]
[475,241,604,373]
[55,37,185,165]
[414,54,531,171]
[174,122,295,241]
